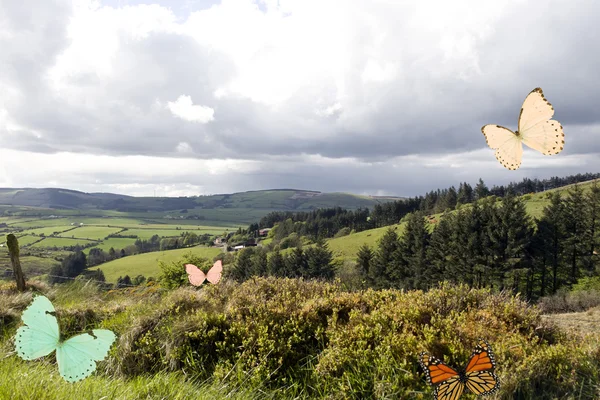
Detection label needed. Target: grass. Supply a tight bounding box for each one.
[20,226,75,236]
[57,226,123,240]
[84,238,138,253]
[0,356,267,400]
[121,228,213,239]
[12,235,44,247]
[96,246,223,282]
[542,306,600,338]
[30,237,98,248]
[326,222,405,259]
[8,218,72,228]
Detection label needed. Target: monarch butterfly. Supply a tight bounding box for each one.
[185,260,223,286]
[419,338,500,399]
[482,87,565,170]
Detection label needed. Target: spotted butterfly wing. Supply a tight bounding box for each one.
[481,125,522,170]
[205,260,223,284]
[14,295,116,383]
[15,296,60,360]
[518,88,565,156]
[482,87,564,170]
[185,263,207,286]
[56,329,116,382]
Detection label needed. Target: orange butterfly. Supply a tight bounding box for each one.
[419,339,500,399]
[185,260,223,286]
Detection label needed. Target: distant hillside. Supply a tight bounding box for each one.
[0,187,402,213]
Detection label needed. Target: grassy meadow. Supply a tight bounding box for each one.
[1,279,599,399]
[95,246,223,282]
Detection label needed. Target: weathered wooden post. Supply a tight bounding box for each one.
[6,234,26,291]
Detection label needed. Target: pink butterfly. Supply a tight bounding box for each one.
[185,260,223,286]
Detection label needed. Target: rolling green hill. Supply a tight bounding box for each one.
[322,179,599,260]
[0,187,401,215]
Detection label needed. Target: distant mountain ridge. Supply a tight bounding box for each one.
[0,187,403,213]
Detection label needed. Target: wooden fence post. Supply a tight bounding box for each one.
[6,234,26,291]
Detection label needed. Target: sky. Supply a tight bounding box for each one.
[0,0,599,198]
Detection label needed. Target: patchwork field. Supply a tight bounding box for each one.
[0,214,240,278]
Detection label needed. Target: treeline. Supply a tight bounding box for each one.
[251,173,600,241]
[357,183,600,299]
[226,240,336,281]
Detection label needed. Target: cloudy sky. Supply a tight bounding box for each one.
[0,0,599,197]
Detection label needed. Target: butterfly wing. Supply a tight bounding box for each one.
[55,329,116,383]
[518,88,565,156]
[481,125,523,170]
[464,339,500,395]
[434,377,465,400]
[185,263,206,286]
[15,295,60,360]
[205,260,223,284]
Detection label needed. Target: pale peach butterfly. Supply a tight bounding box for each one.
[185,260,223,286]
[482,87,565,170]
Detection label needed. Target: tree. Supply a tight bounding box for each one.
[457,182,474,205]
[485,192,533,290]
[116,275,132,288]
[267,251,286,277]
[396,212,431,289]
[61,251,87,277]
[426,212,454,285]
[371,227,400,289]
[284,247,307,278]
[305,239,335,279]
[562,184,589,284]
[250,248,268,277]
[356,244,374,279]
[475,178,490,200]
[536,191,567,294]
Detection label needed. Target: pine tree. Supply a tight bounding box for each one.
[251,249,268,277]
[486,192,533,289]
[356,244,374,279]
[397,211,431,289]
[284,247,307,278]
[426,212,454,284]
[475,178,490,200]
[563,184,587,284]
[371,227,399,289]
[267,251,286,277]
[305,239,335,279]
[536,191,567,294]
[584,182,600,273]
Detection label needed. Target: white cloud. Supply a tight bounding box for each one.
[167,95,215,123]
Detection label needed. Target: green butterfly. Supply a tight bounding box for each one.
[15,295,116,383]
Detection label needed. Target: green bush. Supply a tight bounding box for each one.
[158,252,212,289]
[2,279,600,399]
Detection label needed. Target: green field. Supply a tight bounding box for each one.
[95,246,223,282]
[7,218,72,228]
[30,237,98,248]
[13,235,44,247]
[20,226,75,236]
[58,226,123,240]
[326,222,406,259]
[85,238,138,253]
